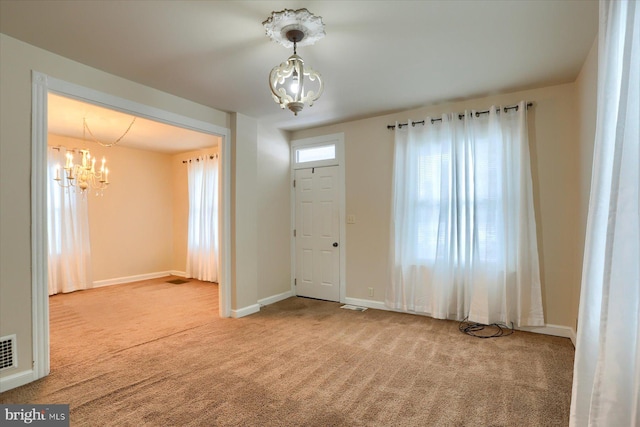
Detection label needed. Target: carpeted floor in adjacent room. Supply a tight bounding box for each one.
[0,277,575,426]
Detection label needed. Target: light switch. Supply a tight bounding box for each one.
[347,214,356,224]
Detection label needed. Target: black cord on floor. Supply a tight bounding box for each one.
[459,316,514,338]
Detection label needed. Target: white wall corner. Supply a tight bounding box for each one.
[258,290,293,307]
[231,304,260,318]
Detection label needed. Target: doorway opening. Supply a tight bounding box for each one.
[46,93,223,370]
[290,133,346,303]
[31,71,231,381]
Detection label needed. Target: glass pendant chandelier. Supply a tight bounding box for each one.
[263,9,325,115]
[52,116,135,194]
[54,149,109,193]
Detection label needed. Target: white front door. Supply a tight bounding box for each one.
[294,166,340,301]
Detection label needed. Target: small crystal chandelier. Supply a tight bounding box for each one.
[263,9,325,115]
[53,116,135,193]
[54,148,109,193]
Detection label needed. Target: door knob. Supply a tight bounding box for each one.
[333,242,339,247]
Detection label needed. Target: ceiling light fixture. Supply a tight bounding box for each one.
[53,116,135,194]
[263,8,325,116]
[54,148,109,194]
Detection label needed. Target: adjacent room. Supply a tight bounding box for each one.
[45,93,223,369]
[45,94,221,292]
[1,1,638,426]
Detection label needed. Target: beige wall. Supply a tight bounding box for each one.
[171,147,220,274]
[49,138,222,283]
[291,82,588,330]
[48,135,174,282]
[0,33,230,385]
[256,123,291,300]
[230,113,258,312]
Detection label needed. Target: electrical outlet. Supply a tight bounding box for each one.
[347,214,356,224]
[368,287,374,297]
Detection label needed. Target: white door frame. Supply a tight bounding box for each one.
[31,71,232,381]
[290,133,346,303]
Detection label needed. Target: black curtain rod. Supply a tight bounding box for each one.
[182,154,218,164]
[387,102,533,130]
[51,146,81,152]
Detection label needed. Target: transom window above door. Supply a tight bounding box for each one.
[293,143,337,169]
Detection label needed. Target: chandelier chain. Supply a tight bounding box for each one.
[83,116,137,147]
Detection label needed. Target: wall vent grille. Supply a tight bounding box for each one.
[0,334,17,371]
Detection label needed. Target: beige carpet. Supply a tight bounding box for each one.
[0,278,575,426]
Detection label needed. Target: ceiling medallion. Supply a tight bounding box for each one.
[263,8,325,115]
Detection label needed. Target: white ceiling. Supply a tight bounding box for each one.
[1,0,598,150]
[47,93,218,154]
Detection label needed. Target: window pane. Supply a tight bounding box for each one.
[296,144,335,163]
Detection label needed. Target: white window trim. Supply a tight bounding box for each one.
[291,142,339,169]
[292,140,340,169]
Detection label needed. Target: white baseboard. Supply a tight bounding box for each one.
[0,369,35,393]
[258,290,293,307]
[170,270,187,278]
[344,297,577,345]
[231,291,292,319]
[344,297,387,311]
[231,304,260,318]
[92,271,174,288]
[518,324,576,345]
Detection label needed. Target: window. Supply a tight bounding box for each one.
[186,155,219,282]
[46,146,93,294]
[388,105,543,327]
[295,144,336,164]
[291,134,343,170]
[415,150,441,262]
[409,132,503,265]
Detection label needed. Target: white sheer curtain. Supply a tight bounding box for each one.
[47,147,93,295]
[387,101,544,327]
[186,156,219,282]
[570,1,639,425]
